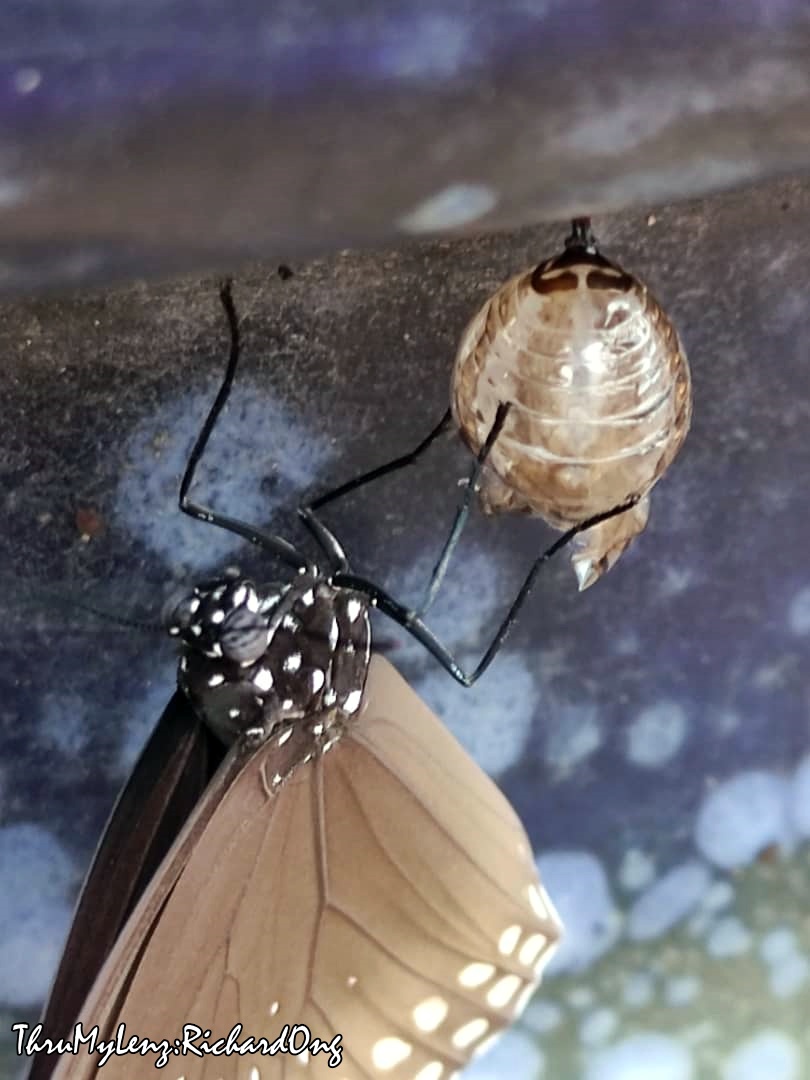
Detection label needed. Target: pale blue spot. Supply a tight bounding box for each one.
[760,927,800,966]
[398,183,497,233]
[415,650,538,776]
[536,851,621,975]
[580,1008,619,1046]
[694,771,793,869]
[116,381,335,573]
[0,824,75,1006]
[787,586,810,634]
[789,754,810,838]
[722,1030,801,1080]
[567,987,596,1009]
[626,701,688,768]
[392,546,507,667]
[544,704,603,778]
[0,178,26,208]
[585,1033,694,1080]
[665,975,701,1007]
[37,692,92,757]
[618,848,657,892]
[627,861,711,941]
[378,14,472,79]
[623,971,656,1008]
[706,916,752,958]
[116,672,179,777]
[523,999,564,1035]
[699,879,735,913]
[463,1028,545,1079]
[768,954,810,999]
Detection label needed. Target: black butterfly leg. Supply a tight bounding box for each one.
[178,280,311,572]
[417,401,511,616]
[306,408,454,513]
[334,493,640,686]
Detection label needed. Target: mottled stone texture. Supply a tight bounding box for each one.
[1,0,810,292]
[2,177,810,1074]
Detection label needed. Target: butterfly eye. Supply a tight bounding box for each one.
[218,605,271,664]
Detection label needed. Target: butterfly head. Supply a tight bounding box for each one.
[164,569,281,666]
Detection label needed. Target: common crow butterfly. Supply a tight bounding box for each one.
[27,280,626,1079]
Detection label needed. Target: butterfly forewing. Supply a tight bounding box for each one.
[28,691,225,1080]
[53,657,559,1080]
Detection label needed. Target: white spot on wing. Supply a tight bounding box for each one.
[344,689,362,713]
[452,1018,489,1050]
[277,728,292,747]
[283,652,302,673]
[472,1033,499,1060]
[310,669,325,693]
[371,1037,412,1069]
[346,598,362,622]
[301,589,315,606]
[323,688,337,707]
[518,933,547,967]
[487,975,521,1009]
[207,673,225,688]
[328,617,339,650]
[282,614,299,631]
[232,585,247,607]
[415,1064,444,1080]
[498,924,521,957]
[458,962,494,988]
[412,996,448,1033]
[210,609,225,624]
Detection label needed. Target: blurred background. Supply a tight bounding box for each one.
[2,2,810,1078]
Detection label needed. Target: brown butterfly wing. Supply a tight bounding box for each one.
[28,692,225,1080]
[55,656,559,1080]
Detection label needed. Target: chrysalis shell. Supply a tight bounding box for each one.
[451,229,691,589]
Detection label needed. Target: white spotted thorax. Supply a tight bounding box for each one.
[452,231,692,589]
[165,567,372,759]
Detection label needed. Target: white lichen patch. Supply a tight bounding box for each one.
[627,861,712,941]
[416,649,539,776]
[722,1029,802,1080]
[543,703,603,779]
[618,848,657,893]
[535,851,622,975]
[694,771,794,869]
[625,701,689,768]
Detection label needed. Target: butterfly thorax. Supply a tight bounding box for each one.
[165,570,371,749]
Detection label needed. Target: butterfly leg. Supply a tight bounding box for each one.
[178,279,312,571]
[334,493,640,686]
[417,400,511,616]
[305,408,454,514]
